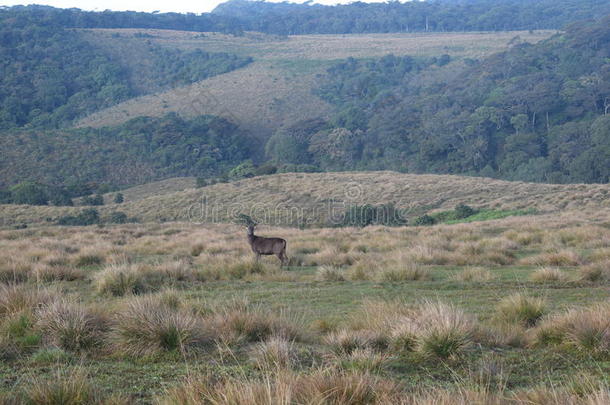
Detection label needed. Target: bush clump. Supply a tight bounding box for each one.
[57,209,100,226]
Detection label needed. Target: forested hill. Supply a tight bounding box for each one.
[212,0,610,34]
[268,15,610,183]
[2,0,610,35]
[0,10,252,129]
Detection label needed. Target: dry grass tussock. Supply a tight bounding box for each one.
[111,294,212,357]
[529,267,570,283]
[495,293,547,328]
[156,369,399,405]
[155,369,609,405]
[213,301,307,345]
[343,300,480,359]
[36,299,107,352]
[534,301,610,355]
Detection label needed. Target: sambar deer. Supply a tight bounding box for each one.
[247,224,288,266]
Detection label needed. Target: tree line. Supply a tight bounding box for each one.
[2,1,610,37]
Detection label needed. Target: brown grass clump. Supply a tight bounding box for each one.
[73,253,105,268]
[93,263,147,296]
[156,369,399,405]
[0,259,31,283]
[0,284,53,319]
[333,348,392,373]
[19,368,102,405]
[520,249,582,266]
[414,301,478,359]
[35,300,107,352]
[315,266,346,282]
[249,336,300,370]
[376,263,432,282]
[453,267,494,282]
[348,300,479,359]
[579,261,610,283]
[529,267,569,283]
[534,301,610,355]
[214,304,306,345]
[111,295,211,357]
[495,293,546,327]
[33,264,85,282]
[324,329,388,355]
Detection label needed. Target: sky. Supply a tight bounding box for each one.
[0,0,387,14]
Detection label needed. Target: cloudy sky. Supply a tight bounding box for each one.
[0,0,388,13]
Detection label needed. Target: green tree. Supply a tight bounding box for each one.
[9,182,48,205]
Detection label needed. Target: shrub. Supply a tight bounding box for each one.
[81,194,104,206]
[36,300,106,351]
[111,296,211,357]
[113,193,124,204]
[9,181,48,205]
[495,293,546,327]
[57,209,100,226]
[413,214,435,226]
[254,163,278,176]
[454,204,477,219]
[229,160,256,179]
[108,212,128,224]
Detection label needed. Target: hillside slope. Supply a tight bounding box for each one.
[75,29,553,138]
[1,172,608,226]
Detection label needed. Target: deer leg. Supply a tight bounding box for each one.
[255,253,261,263]
[278,250,288,267]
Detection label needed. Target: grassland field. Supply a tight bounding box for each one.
[0,175,608,403]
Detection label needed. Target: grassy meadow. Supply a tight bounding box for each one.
[0,207,608,403]
[2,171,610,227]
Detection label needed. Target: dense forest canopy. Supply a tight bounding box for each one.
[0,114,254,190]
[267,16,610,183]
[214,0,610,34]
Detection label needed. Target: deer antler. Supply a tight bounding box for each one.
[235,213,257,226]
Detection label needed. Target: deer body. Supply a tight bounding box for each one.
[247,225,288,266]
